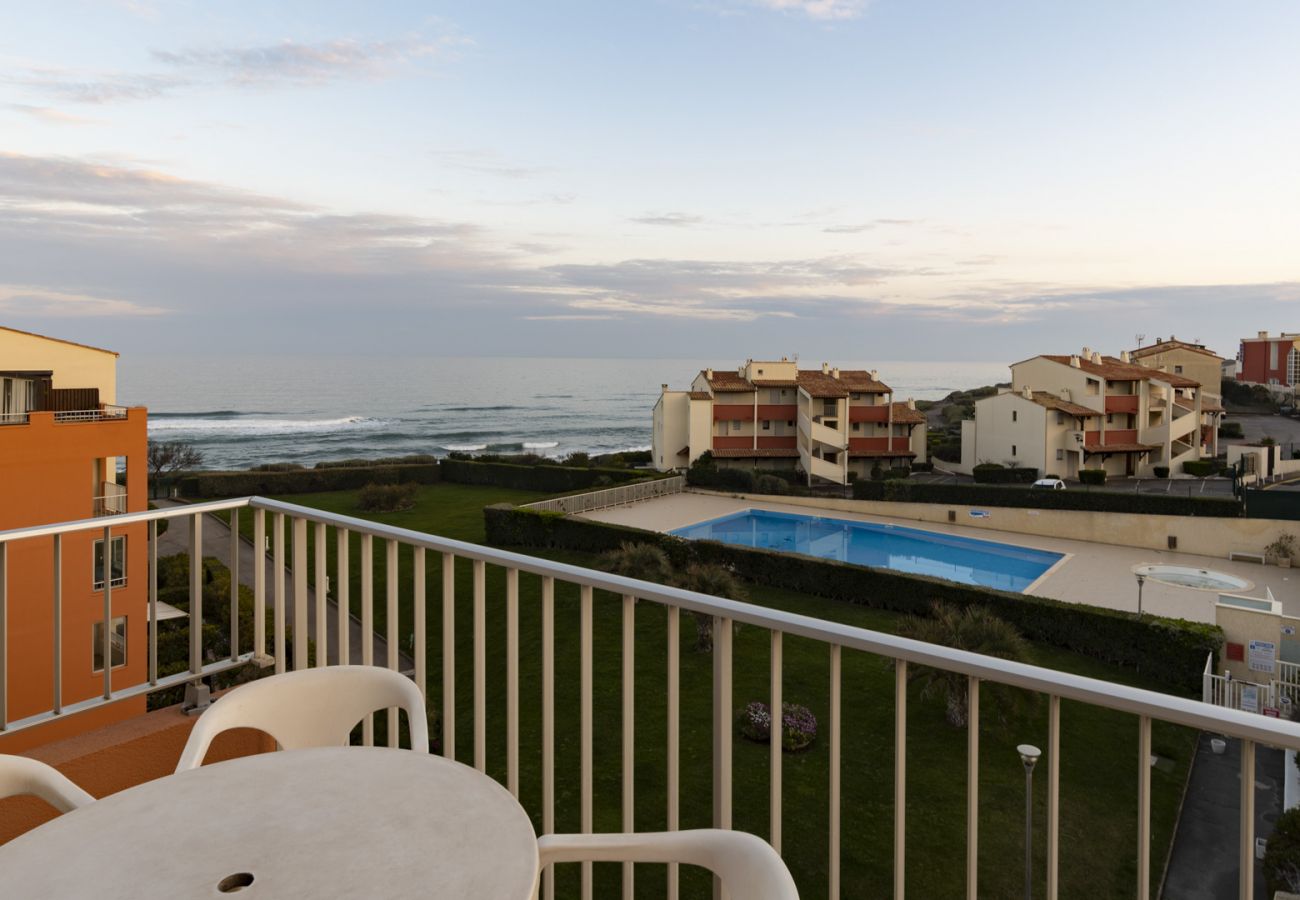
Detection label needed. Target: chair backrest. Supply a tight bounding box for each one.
[0,755,95,813]
[537,829,799,900]
[176,666,429,771]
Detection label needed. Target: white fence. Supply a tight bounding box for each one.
[1203,653,1300,715]
[522,475,685,514]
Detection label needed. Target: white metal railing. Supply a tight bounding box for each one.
[2,497,1299,900]
[522,476,685,514]
[53,405,128,423]
[92,483,128,517]
[0,412,30,426]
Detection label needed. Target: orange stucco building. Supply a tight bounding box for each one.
[1,327,149,751]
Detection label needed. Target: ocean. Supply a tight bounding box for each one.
[119,356,1007,471]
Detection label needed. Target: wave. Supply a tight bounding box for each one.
[442,443,488,452]
[150,409,285,419]
[523,441,560,449]
[150,415,383,436]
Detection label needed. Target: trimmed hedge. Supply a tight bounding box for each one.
[1078,469,1107,485]
[852,479,1242,517]
[484,505,1221,693]
[180,464,441,498]
[972,463,1039,484]
[1182,459,1220,477]
[440,458,652,493]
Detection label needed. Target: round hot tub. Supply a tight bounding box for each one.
[1133,565,1253,593]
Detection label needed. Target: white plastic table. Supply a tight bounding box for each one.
[0,746,539,899]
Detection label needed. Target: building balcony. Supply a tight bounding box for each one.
[756,404,797,421]
[712,436,753,450]
[797,412,848,450]
[848,405,889,423]
[1104,395,1140,414]
[713,406,755,422]
[0,498,1292,898]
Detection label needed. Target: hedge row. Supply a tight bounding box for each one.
[852,479,1242,517]
[179,464,441,498]
[439,459,655,493]
[484,505,1221,693]
[972,463,1039,484]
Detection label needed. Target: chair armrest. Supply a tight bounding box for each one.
[0,755,95,813]
[538,829,798,900]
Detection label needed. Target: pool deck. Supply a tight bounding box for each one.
[579,492,1298,624]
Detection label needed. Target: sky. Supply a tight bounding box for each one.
[1,0,1298,361]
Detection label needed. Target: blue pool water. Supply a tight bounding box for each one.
[670,510,1063,593]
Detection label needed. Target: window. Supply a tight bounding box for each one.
[1056,449,1065,461]
[756,368,764,376]
[850,392,862,401]
[851,422,860,433]
[762,420,771,431]
[1106,414,1113,425]
[1086,379,1100,395]
[1011,445,1017,456]
[786,420,794,427]
[769,389,783,404]
[1174,365,1183,374]
[731,419,741,430]
[1056,412,1065,426]
[93,536,126,590]
[92,616,127,671]
[1011,410,1018,422]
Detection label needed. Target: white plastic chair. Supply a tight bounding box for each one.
[538,829,799,899]
[0,755,95,813]
[175,666,430,771]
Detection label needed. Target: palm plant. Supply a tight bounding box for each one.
[897,602,1030,728]
[681,563,747,652]
[600,542,673,584]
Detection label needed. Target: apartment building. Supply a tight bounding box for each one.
[1236,330,1300,391]
[0,327,148,751]
[1127,336,1226,398]
[958,348,1222,479]
[652,357,926,485]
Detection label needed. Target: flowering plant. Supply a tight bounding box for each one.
[736,700,817,752]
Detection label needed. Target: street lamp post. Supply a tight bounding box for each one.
[1135,572,1146,619]
[1018,743,1042,900]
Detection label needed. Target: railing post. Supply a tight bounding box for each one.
[474,558,486,773]
[314,522,326,666]
[667,604,680,900]
[273,512,286,674]
[229,509,239,663]
[1047,695,1060,900]
[770,631,783,855]
[542,575,555,900]
[508,569,521,798]
[966,676,979,900]
[580,582,594,900]
[293,516,308,670]
[188,516,201,678]
[829,643,842,900]
[712,614,734,900]
[149,519,158,685]
[337,528,350,665]
[386,539,399,746]
[105,523,115,698]
[414,546,426,703]
[442,552,455,760]
[1138,715,1151,900]
[361,533,374,745]
[621,592,635,900]
[52,534,62,714]
[1241,738,1255,900]
[895,659,907,900]
[253,508,266,664]
[0,542,7,729]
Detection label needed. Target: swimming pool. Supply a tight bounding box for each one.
[670,510,1064,593]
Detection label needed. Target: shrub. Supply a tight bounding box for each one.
[251,462,304,472]
[356,482,418,512]
[180,463,441,498]
[973,463,1038,484]
[911,461,935,472]
[1218,421,1244,439]
[1182,459,1219,477]
[871,463,885,481]
[736,701,818,751]
[713,467,756,493]
[754,474,789,495]
[1266,534,1297,563]
[440,458,648,493]
[1264,807,1300,896]
[1153,466,1169,479]
[1079,469,1107,485]
[681,563,748,650]
[852,479,1242,517]
[601,542,673,583]
[483,505,1223,692]
[885,466,911,480]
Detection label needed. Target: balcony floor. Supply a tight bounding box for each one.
[580,492,1297,624]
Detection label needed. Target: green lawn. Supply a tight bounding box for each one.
[220,483,1196,898]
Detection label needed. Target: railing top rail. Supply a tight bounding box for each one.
[0,497,250,543]
[246,497,1300,747]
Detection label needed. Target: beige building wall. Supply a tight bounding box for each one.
[0,328,119,403]
[652,390,689,471]
[1011,357,1103,412]
[969,392,1048,471]
[687,397,712,466]
[1132,345,1223,397]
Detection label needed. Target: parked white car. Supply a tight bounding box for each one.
[1032,478,1066,490]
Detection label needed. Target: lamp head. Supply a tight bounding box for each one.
[1017,743,1041,771]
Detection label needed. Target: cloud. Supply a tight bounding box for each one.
[821,218,921,233]
[5,103,99,125]
[152,36,468,87]
[753,0,870,21]
[628,212,705,228]
[430,149,550,180]
[4,31,467,105]
[0,284,168,317]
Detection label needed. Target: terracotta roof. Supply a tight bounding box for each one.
[709,448,800,458]
[676,445,690,456]
[703,370,754,392]
[889,402,927,424]
[1081,442,1159,454]
[1129,339,1224,361]
[838,370,891,392]
[688,391,712,400]
[750,379,799,388]
[0,325,119,357]
[849,450,917,459]
[1038,354,1206,389]
[1201,400,1224,412]
[1028,392,1100,418]
[796,370,849,399]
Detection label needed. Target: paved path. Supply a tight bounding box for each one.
[154,500,410,670]
[1161,735,1282,899]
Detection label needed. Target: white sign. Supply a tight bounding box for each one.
[1249,640,1277,674]
[1241,683,1260,714]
